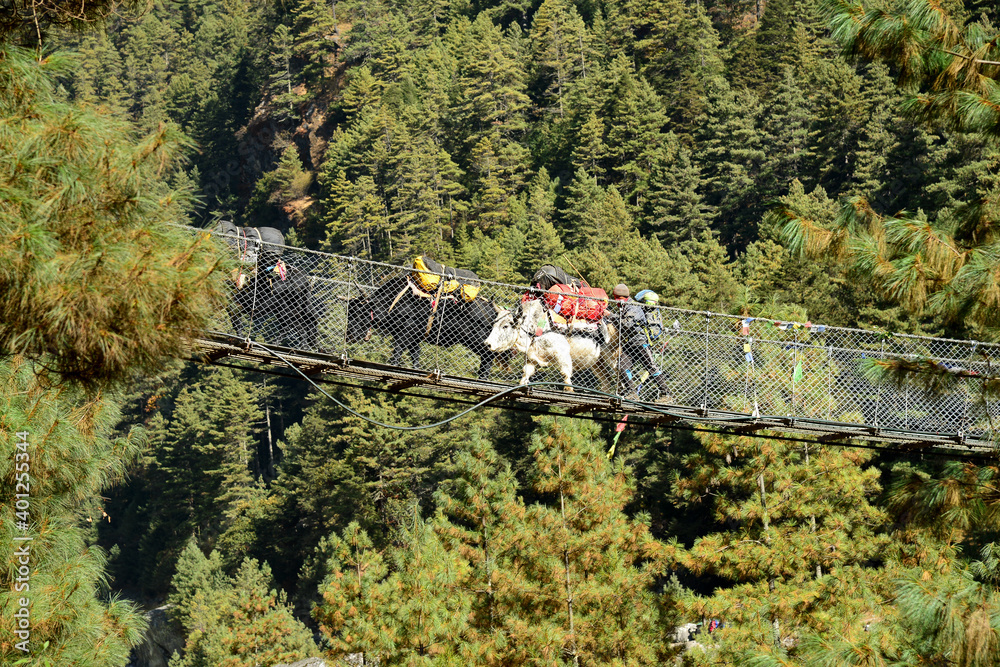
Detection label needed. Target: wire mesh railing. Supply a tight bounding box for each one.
[207,230,1000,443]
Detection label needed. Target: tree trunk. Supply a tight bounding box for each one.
[265,402,275,479]
[805,444,821,578]
[558,457,580,667]
[758,471,775,592]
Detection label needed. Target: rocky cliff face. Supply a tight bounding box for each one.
[273,659,328,667]
[126,605,185,667]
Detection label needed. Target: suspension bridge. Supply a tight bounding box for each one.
[192,229,1000,458]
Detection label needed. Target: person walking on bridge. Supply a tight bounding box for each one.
[608,283,671,401]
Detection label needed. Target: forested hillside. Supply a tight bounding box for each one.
[2,0,1000,664]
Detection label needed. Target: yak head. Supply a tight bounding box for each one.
[485,308,517,353]
[486,300,542,353]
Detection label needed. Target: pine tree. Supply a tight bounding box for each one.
[668,4,726,136]
[792,467,1000,666]
[268,23,302,119]
[324,171,393,260]
[827,0,1000,139]
[455,14,531,150]
[73,31,129,113]
[605,67,670,214]
[315,420,677,665]
[292,0,340,87]
[746,181,861,326]
[379,510,472,662]
[168,538,229,633]
[403,0,467,40]
[0,47,227,388]
[408,40,460,141]
[571,111,609,184]
[508,418,672,664]
[520,214,566,278]
[340,1,412,69]
[0,49,230,663]
[529,0,590,117]
[751,0,797,82]
[0,0,136,44]
[614,0,724,132]
[141,367,265,584]
[0,358,148,665]
[560,167,605,244]
[728,27,766,92]
[171,555,317,667]
[676,231,741,311]
[696,76,767,248]
[314,522,391,660]
[317,510,471,664]
[647,137,716,243]
[471,133,518,229]
[370,420,678,664]
[245,144,314,229]
[759,67,816,200]
[797,556,1000,666]
[183,2,272,209]
[385,135,467,259]
[339,65,383,121]
[118,12,180,131]
[805,56,868,195]
[433,433,526,664]
[566,186,710,305]
[269,388,494,587]
[670,431,890,662]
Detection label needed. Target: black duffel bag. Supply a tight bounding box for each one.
[532,264,581,291]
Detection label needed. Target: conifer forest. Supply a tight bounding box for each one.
[4,0,1000,664]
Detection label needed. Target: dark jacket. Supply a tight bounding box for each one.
[610,299,646,339]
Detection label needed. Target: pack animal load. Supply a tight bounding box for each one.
[531,264,581,291]
[541,284,608,322]
[412,256,481,302]
[527,264,607,322]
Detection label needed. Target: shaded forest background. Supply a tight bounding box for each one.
[2,0,1000,664]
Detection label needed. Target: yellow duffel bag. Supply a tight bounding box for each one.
[412,256,481,302]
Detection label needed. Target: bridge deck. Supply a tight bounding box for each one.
[195,229,1000,457]
[192,332,994,456]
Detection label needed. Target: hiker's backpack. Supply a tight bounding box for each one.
[634,289,663,342]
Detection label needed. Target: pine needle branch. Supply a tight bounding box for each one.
[940,49,1000,67]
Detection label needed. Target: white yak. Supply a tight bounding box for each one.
[485,298,618,391]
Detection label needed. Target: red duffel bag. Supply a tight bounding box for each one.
[575,286,608,320]
[542,284,608,321]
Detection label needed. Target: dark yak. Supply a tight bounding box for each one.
[214,220,285,267]
[344,276,501,380]
[228,263,320,351]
